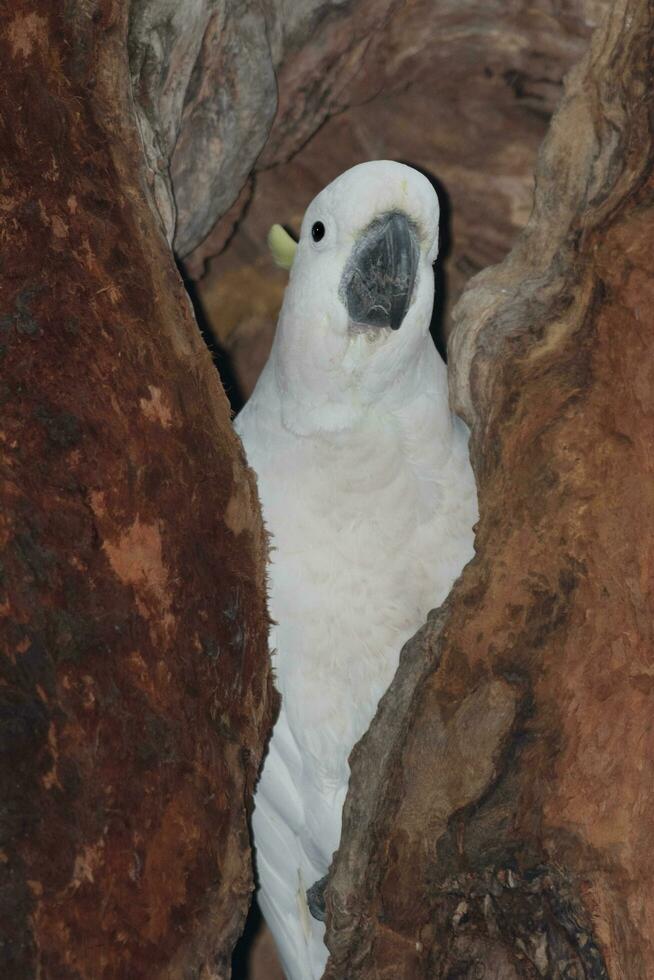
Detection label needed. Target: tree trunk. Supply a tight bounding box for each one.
[0,2,274,977]
[325,0,654,977]
[4,0,652,976]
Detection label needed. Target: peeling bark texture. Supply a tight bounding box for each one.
[325,1,654,977]
[0,2,274,978]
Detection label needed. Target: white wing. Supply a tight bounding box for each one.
[253,706,330,980]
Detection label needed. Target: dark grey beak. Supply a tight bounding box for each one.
[339,211,419,331]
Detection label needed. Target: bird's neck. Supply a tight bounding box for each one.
[266,330,453,446]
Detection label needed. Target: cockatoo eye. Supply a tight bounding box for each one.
[311,221,325,243]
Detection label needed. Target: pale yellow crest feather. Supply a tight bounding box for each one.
[267,224,297,270]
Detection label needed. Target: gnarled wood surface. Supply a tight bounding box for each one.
[0,2,274,977]
[324,0,654,976]
[129,0,400,257]
[3,0,652,976]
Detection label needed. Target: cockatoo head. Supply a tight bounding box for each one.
[270,161,440,435]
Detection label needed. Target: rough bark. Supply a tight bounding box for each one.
[324,1,654,977]
[0,2,274,977]
[128,0,400,257]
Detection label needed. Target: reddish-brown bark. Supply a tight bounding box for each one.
[0,2,274,977]
[324,1,654,977]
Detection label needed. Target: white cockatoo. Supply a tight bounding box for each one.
[235,160,477,979]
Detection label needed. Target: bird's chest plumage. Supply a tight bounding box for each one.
[258,414,472,783]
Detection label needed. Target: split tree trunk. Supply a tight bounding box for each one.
[0,3,274,977]
[3,0,652,977]
[325,1,654,977]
